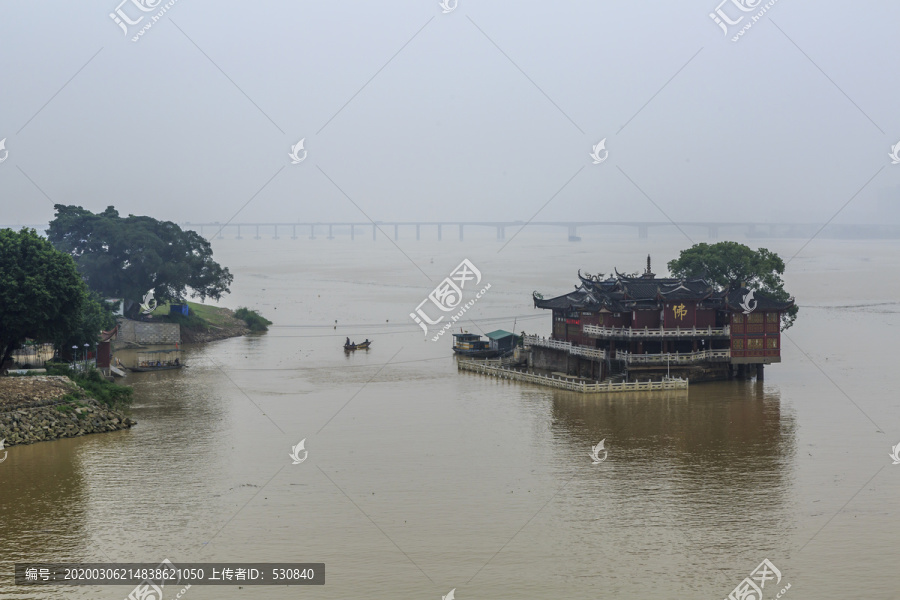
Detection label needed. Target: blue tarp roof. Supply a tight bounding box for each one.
[485,330,515,340]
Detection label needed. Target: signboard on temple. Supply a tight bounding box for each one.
[663,301,697,328]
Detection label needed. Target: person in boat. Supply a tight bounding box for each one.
[156,360,161,367]
[174,357,180,366]
[364,339,369,345]
[346,337,350,346]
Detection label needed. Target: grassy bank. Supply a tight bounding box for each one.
[43,363,133,408]
[151,301,270,332]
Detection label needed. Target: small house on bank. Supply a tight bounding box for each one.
[485,330,517,354]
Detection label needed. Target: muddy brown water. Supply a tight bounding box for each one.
[1,233,898,599]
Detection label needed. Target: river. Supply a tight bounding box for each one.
[1,231,898,599]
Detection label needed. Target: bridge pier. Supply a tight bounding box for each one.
[496,226,505,241]
[638,225,648,239]
[350,225,355,241]
[708,225,718,239]
[255,225,261,240]
[309,224,315,240]
[747,224,757,237]
[372,224,376,241]
[416,224,421,241]
[291,224,297,239]
[273,225,278,239]
[459,224,464,241]
[568,225,580,242]
[328,224,334,240]
[394,224,399,241]
[236,225,242,240]
[438,224,442,241]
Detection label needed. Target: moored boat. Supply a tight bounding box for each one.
[452,333,499,358]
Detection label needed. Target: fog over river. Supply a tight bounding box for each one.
[2,232,898,599]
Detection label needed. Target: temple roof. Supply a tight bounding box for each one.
[723,288,795,312]
[534,266,793,313]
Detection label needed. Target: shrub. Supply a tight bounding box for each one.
[234,307,272,332]
[44,364,133,408]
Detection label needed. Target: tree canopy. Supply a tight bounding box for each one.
[48,205,233,315]
[0,228,109,367]
[667,241,798,330]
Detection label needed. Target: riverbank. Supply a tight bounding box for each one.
[151,302,258,344]
[0,376,135,447]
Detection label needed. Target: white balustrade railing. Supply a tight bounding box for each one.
[582,325,730,338]
[523,334,607,360]
[618,349,731,364]
[457,360,688,393]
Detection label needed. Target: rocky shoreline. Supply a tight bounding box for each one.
[0,376,135,447]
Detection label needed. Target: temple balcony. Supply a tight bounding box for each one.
[523,334,608,360]
[618,349,731,364]
[582,324,730,339]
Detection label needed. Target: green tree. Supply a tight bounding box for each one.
[48,205,233,316]
[667,241,798,330]
[0,228,96,367]
[56,290,117,353]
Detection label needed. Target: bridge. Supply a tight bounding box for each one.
[4,221,899,241]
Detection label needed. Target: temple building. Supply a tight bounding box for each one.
[529,256,794,382]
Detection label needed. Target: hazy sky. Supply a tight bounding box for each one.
[1,0,899,227]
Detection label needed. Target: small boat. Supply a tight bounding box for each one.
[343,340,372,351]
[452,333,499,358]
[128,348,184,372]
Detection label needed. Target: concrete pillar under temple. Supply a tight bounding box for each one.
[756,364,764,380]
